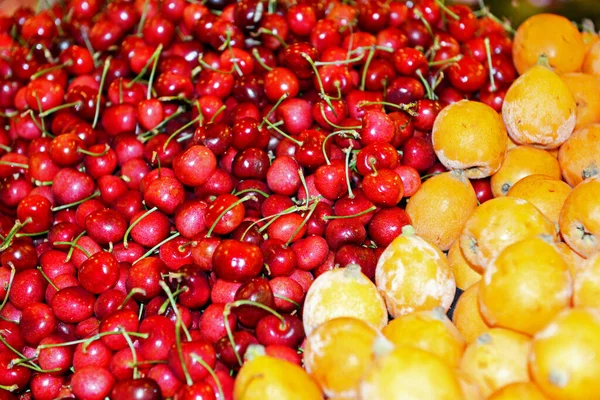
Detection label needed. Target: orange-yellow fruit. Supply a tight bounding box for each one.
[456,370,485,400]
[558,123,600,187]
[375,226,456,318]
[234,345,323,400]
[479,237,572,335]
[561,72,600,130]
[513,13,585,74]
[432,100,508,178]
[459,328,532,397]
[573,251,600,309]
[555,241,587,277]
[304,317,379,399]
[452,284,491,344]
[530,308,600,400]
[488,382,549,400]
[582,40,600,76]
[406,171,478,251]
[359,340,463,400]
[490,146,561,197]
[448,239,481,291]
[460,196,557,272]
[507,175,572,226]
[502,63,577,149]
[302,264,388,336]
[559,176,600,257]
[382,308,466,367]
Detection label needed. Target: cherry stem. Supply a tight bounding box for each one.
[147,45,163,99]
[323,205,377,221]
[264,119,302,146]
[118,288,147,310]
[435,0,460,20]
[38,101,81,118]
[133,232,181,265]
[54,241,91,258]
[79,26,99,68]
[16,229,49,238]
[161,114,201,151]
[483,37,497,92]
[0,334,49,372]
[37,266,58,291]
[92,57,111,129]
[228,300,286,329]
[413,9,434,38]
[297,167,311,206]
[198,56,234,75]
[0,264,15,315]
[210,105,227,124]
[0,160,28,169]
[65,230,86,262]
[190,355,225,400]
[120,328,140,379]
[159,281,194,386]
[30,63,67,81]
[51,190,100,212]
[252,28,288,48]
[0,384,17,392]
[315,53,365,67]
[139,107,186,141]
[233,188,270,198]
[273,294,300,309]
[428,54,463,67]
[36,331,148,354]
[285,199,318,246]
[260,92,288,129]
[322,129,359,165]
[78,143,110,157]
[360,46,376,91]
[318,102,361,130]
[476,2,516,34]
[137,0,151,36]
[415,70,438,100]
[344,145,355,199]
[251,48,273,72]
[129,44,164,87]
[0,218,32,252]
[206,195,257,238]
[301,52,338,115]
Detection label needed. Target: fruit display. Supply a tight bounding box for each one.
[0,0,600,398]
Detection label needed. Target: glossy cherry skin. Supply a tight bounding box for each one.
[212,240,263,282]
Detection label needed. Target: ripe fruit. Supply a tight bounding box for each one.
[452,284,491,343]
[359,340,464,400]
[530,308,600,400]
[507,175,572,225]
[432,100,508,178]
[513,13,585,74]
[233,345,322,400]
[561,73,600,130]
[375,226,456,318]
[559,176,600,257]
[382,308,466,367]
[479,237,572,335]
[302,264,388,336]
[488,382,549,400]
[459,328,532,397]
[447,240,481,291]
[572,251,600,309]
[406,171,478,251]
[460,196,557,272]
[490,146,561,197]
[502,59,577,149]
[304,317,379,399]
[558,124,600,187]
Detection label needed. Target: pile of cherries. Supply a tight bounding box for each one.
[0,0,514,398]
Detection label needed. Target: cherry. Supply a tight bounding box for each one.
[0,353,31,392]
[1,238,38,271]
[368,207,412,247]
[51,286,94,323]
[394,165,422,197]
[9,269,47,310]
[85,209,127,245]
[401,136,436,173]
[447,56,488,92]
[287,4,317,37]
[362,168,404,207]
[256,314,304,348]
[213,240,263,282]
[30,373,64,400]
[214,330,258,369]
[335,245,377,280]
[232,277,275,328]
[325,218,367,251]
[446,5,477,42]
[111,378,162,400]
[413,99,441,131]
[126,257,166,301]
[37,335,74,375]
[20,302,56,346]
[167,340,216,383]
[71,366,115,400]
[471,178,493,204]
[78,251,120,294]
[73,340,111,371]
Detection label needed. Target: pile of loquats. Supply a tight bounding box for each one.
[1,1,600,399]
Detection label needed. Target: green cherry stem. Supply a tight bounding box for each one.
[206,195,257,238]
[344,144,355,199]
[37,266,58,291]
[484,37,497,92]
[92,57,111,129]
[161,114,202,151]
[0,263,15,314]
[51,190,101,212]
[133,232,181,265]
[190,355,225,399]
[260,93,288,129]
[323,205,377,221]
